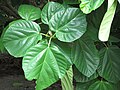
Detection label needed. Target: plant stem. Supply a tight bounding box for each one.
[103,43,108,48]
[48,33,56,47]
[40,33,50,37]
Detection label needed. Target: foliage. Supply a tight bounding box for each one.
[0,0,120,90]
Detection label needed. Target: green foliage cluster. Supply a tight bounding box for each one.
[1,0,120,90]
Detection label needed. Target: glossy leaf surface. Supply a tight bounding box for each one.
[3,20,41,57]
[41,2,64,24]
[18,4,41,21]
[41,2,87,42]
[49,7,87,42]
[80,0,104,14]
[23,42,70,90]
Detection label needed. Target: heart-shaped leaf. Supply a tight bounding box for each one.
[72,35,99,77]
[22,42,70,90]
[49,7,87,42]
[18,4,41,21]
[3,20,41,57]
[98,46,120,83]
[41,2,87,42]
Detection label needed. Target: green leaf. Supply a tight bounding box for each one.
[88,81,114,90]
[74,66,98,82]
[76,79,97,90]
[80,0,105,14]
[98,46,120,83]
[61,66,74,90]
[109,36,120,42]
[41,2,64,25]
[63,0,79,4]
[72,35,99,77]
[22,41,70,90]
[3,20,41,57]
[49,7,87,42]
[98,0,117,41]
[18,4,41,21]
[53,39,73,65]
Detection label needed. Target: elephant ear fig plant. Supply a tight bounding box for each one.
[1,0,120,90]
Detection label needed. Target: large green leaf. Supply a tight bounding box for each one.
[3,20,41,57]
[98,0,117,41]
[80,0,105,14]
[41,2,64,25]
[74,66,98,82]
[72,35,99,77]
[49,7,87,42]
[76,79,97,90]
[88,81,113,90]
[41,2,87,42]
[61,66,74,90]
[18,4,41,21]
[22,42,70,90]
[98,46,120,83]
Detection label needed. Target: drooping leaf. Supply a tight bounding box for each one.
[98,46,120,83]
[72,35,99,77]
[74,66,98,82]
[80,0,105,14]
[61,66,74,90]
[76,79,97,90]
[88,81,114,90]
[118,0,120,3]
[41,2,64,24]
[3,20,42,57]
[22,42,70,90]
[18,4,41,21]
[98,0,117,41]
[49,7,87,42]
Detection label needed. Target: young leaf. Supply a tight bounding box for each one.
[98,0,117,41]
[98,46,120,83]
[18,4,41,21]
[80,0,104,14]
[72,35,99,77]
[41,2,64,24]
[3,20,42,57]
[61,66,74,90]
[49,7,87,42]
[88,81,114,90]
[22,42,70,90]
